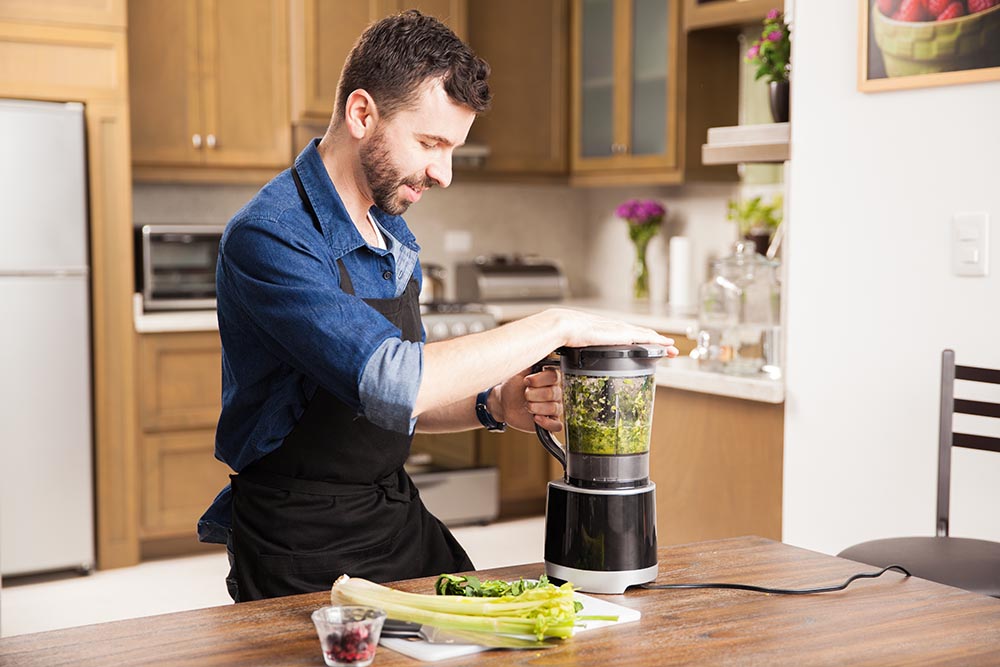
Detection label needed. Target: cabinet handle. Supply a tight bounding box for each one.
[206,134,217,149]
[192,133,202,149]
[611,143,628,154]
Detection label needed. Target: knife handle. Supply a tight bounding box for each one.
[382,619,422,635]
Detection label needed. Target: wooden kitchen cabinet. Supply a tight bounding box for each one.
[571,0,682,184]
[569,0,738,185]
[128,0,290,182]
[136,331,229,551]
[462,0,569,178]
[649,386,783,545]
[289,0,466,125]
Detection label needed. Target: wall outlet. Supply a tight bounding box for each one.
[951,212,989,277]
[443,229,472,254]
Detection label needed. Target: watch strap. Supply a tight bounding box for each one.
[475,386,507,432]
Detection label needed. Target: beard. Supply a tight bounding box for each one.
[359,126,433,216]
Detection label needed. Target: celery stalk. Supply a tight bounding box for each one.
[330,575,579,639]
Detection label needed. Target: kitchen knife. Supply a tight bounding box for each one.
[381,619,558,650]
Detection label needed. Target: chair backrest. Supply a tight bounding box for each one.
[937,349,1000,537]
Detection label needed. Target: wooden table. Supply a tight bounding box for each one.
[4,536,1000,666]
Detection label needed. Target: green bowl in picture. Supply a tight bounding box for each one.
[872,3,1000,77]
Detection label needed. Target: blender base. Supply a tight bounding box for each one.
[545,561,659,595]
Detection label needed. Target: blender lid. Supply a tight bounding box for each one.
[556,345,667,373]
[556,344,667,359]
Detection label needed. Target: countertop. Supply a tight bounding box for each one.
[5,536,999,666]
[133,294,784,403]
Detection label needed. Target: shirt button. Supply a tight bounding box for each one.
[382,270,393,280]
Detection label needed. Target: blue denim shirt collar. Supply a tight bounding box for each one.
[293,139,420,259]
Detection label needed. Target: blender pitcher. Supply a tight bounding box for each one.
[535,345,665,489]
[535,344,665,593]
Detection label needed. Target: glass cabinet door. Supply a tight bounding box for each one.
[630,0,669,157]
[579,0,615,158]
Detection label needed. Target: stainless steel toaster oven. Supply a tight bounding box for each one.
[135,224,224,311]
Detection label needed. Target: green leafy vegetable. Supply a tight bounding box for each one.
[564,374,654,455]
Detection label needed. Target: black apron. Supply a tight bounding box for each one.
[229,168,473,601]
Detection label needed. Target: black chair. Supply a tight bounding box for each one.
[838,349,1000,598]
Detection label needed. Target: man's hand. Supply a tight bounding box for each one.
[494,367,563,433]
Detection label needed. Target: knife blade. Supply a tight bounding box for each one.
[381,619,558,650]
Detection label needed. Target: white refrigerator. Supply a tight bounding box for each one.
[0,99,95,576]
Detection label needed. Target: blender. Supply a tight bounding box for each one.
[535,344,664,594]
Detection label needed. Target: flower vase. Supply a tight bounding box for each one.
[632,237,651,301]
[768,81,789,123]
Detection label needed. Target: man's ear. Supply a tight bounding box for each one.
[343,89,379,140]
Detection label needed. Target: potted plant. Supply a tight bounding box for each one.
[745,9,791,123]
[726,194,783,256]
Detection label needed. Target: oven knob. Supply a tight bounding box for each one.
[468,321,485,334]
[431,322,449,340]
[450,322,468,337]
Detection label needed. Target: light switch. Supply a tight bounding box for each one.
[951,212,989,277]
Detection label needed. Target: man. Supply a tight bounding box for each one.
[198,10,677,602]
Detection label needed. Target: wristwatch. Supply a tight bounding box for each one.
[475,386,507,432]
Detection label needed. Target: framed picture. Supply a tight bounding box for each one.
[858,0,1000,92]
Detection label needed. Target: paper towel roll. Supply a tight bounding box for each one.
[668,236,693,313]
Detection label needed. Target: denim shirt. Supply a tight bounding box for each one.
[198,139,424,542]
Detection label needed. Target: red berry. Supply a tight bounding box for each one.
[926,0,951,13]
[878,0,900,15]
[936,1,967,17]
[894,0,930,20]
[968,0,999,12]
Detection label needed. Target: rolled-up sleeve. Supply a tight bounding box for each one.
[359,338,423,434]
[220,216,418,431]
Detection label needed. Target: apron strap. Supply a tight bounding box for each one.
[237,467,411,503]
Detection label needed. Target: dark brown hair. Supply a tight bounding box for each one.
[334,10,491,124]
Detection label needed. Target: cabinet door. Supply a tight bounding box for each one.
[127,0,203,166]
[201,0,290,168]
[465,0,568,175]
[574,0,617,165]
[626,0,677,170]
[138,332,222,432]
[140,429,231,537]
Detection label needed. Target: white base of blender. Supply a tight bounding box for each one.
[545,561,659,595]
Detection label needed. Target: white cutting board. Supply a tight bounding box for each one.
[378,592,641,662]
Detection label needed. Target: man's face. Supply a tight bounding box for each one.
[359,79,476,215]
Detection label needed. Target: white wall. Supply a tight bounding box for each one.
[784,3,1000,555]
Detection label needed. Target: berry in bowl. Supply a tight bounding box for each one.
[311,605,386,667]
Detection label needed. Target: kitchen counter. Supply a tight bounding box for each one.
[132,294,217,333]
[4,536,999,665]
[132,294,784,403]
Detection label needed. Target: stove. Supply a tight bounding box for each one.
[420,302,497,342]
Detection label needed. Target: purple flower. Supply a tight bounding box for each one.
[767,30,784,42]
[616,199,666,226]
[747,44,760,59]
[766,8,781,20]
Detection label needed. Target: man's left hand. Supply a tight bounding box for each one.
[495,367,562,433]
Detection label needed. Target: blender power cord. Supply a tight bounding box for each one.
[640,564,912,595]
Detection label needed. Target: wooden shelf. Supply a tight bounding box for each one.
[701,122,789,165]
[683,0,774,31]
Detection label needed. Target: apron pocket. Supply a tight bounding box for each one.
[260,539,394,590]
